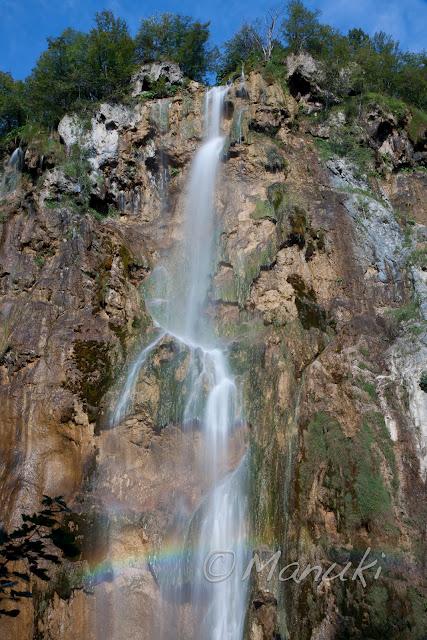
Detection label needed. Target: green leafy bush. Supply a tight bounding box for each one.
[386,299,421,324]
[314,128,374,176]
[408,246,427,270]
[407,108,427,145]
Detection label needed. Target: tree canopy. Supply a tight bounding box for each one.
[0,3,426,141]
[135,13,213,82]
[217,24,262,80]
[217,1,427,111]
[25,11,135,127]
[282,0,322,53]
[0,73,27,137]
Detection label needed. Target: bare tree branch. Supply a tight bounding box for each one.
[253,6,283,62]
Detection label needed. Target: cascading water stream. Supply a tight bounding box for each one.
[0,147,23,196]
[111,86,249,639]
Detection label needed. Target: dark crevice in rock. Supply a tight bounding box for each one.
[223,100,234,120]
[376,121,393,145]
[145,155,158,173]
[235,86,249,99]
[89,194,109,216]
[133,127,156,147]
[228,148,241,158]
[215,299,240,308]
[288,72,312,99]
[282,233,306,249]
[248,120,280,136]
[392,162,414,174]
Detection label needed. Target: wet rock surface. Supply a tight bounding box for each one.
[0,70,426,639]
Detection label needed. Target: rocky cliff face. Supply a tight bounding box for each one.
[0,65,426,639]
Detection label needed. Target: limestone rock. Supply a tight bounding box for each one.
[59,104,137,169]
[285,52,336,106]
[131,61,184,97]
[1,69,426,640]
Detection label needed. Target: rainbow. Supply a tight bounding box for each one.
[79,541,404,588]
[80,539,255,587]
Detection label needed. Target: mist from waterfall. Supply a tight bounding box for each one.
[111,86,249,640]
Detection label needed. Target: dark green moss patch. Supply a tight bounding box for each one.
[285,206,308,248]
[265,184,326,257]
[328,577,427,640]
[49,562,86,600]
[67,340,114,419]
[265,146,288,173]
[287,274,329,331]
[266,182,287,213]
[356,378,378,401]
[250,199,277,222]
[119,243,149,279]
[300,411,398,536]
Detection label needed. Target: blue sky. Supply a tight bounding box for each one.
[1,0,426,79]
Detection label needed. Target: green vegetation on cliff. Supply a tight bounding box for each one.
[134,14,214,82]
[1,2,426,146]
[218,1,427,113]
[300,411,398,536]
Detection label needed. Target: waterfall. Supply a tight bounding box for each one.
[1,147,23,196]
[235,108,247,145]
[109,331,165,427]
[236,65,248,100]
[111,87,249,639]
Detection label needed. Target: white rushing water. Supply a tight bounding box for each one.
[0,147,23,196]
[111,87,249,639]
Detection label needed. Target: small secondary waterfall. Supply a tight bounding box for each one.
[111,87,249,639]
[0,147,23,196]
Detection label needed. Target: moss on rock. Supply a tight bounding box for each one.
[287,274,329,331]
[234,236,278,306]
[300,411,398,535]
[66,340,115,420]
[250,199,277,222]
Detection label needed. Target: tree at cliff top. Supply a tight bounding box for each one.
[85,11,135,101]
[26,11,135,127]
[1,3,426,138]
[217,24,264,80]
[0,72,28,137]
[281,2,427,109]
[217,9,285,81]
[216,1,427,111]
[281,0,323,53]
[0,496,79,617]
[134,13,214,82]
